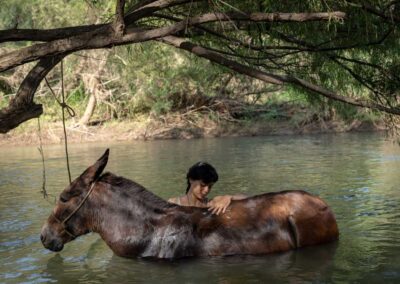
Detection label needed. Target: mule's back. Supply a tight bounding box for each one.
[196,190,338,256]
[276,190,339,247]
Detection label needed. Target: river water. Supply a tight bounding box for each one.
[1,133,399,283]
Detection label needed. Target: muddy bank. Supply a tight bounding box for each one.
[0,114,386,147]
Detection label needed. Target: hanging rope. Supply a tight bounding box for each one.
[37,118,58,205]
[60,60,72,184]
[37,117,48,199]
[44,60,75,184]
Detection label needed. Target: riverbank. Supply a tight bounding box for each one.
[0,112,386,147]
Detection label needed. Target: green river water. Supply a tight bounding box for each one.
[1,133,399,283]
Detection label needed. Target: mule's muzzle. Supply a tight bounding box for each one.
[40,224,64,252]
[41,233,64,252]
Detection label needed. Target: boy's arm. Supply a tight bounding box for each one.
[207,194,247,215]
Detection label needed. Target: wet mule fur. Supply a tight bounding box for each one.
[41,149,339,259]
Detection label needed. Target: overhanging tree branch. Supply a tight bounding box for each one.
[159,36,400,115]
[0,54,66,133]
[0,11,345,72]
[0,25,106,43]
[0,0,199,44]
[152,12,303,52]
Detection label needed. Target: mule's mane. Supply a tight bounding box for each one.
[98,172,173,209]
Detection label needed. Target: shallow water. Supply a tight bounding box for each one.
[1,133,399,283]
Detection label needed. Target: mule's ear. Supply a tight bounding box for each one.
[81,149,109,185]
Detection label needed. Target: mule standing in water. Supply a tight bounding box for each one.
[41,149,339,259]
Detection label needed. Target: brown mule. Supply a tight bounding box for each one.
[41,149,339,259]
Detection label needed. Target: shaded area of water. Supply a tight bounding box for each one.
[1,133,399,283]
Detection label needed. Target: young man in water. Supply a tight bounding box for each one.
[168,162,247,215]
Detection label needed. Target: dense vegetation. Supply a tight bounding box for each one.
[0,0,399,135]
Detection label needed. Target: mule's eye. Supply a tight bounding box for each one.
[60,195,68,203]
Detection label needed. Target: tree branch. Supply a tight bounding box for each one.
[0,0,199,43]
[0,25,107,43]
[0,55,66,133]
[159,36,400,115]
[113,0,126,36]
[197,11,346,22]
[153,12,301,53]
[0,11,345,72]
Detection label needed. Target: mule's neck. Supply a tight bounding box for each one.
[86,179,205,258]
[87,180,174,255]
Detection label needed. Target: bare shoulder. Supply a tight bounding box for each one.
[233,194,248,200]
[168,197,178,204]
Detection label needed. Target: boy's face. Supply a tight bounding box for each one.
[189,179,214,200]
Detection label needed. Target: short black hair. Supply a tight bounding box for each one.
[186,162,218,193]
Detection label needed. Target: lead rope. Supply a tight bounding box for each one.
[52,214,76,238]
[53,181,97,239]
[37,117,48,199]
[44,60,75,184]
[60,60,72,184]
[62,182,97,225]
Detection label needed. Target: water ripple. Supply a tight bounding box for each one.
[0,134,399,283]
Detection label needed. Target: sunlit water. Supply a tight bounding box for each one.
[1,133,399,283]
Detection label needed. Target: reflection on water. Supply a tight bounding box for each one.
[1,133,400,283]
[40,241,338,284]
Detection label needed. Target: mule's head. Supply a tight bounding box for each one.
[40,149,109,252]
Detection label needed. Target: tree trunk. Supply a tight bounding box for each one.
[78,92,97,126]
[77,50,109,126]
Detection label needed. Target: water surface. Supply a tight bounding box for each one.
[1,133,399,283]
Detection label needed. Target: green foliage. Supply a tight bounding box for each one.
[0,94,11,109]
[66,83,86,105]
[108,42,229,116]
[2,0,398,126]
[0,0,88,29]
[203,0,399,113]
